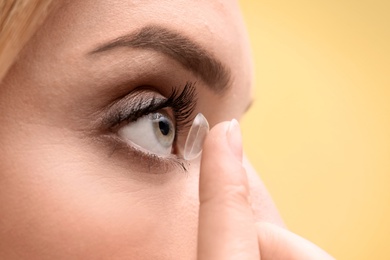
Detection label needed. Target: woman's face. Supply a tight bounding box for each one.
[0,1,276,259]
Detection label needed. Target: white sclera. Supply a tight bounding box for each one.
[183,113,210,160]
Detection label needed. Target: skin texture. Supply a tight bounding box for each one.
[0,0,284,259]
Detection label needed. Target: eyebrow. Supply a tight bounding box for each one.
[90,25,231,94]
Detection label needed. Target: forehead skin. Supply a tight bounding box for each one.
[0,0,257,259]
[5,0,253,123]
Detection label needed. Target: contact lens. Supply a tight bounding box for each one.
[183,113,210,160]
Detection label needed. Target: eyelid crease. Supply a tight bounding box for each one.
[101,81,197,130]
[105,93,166,127]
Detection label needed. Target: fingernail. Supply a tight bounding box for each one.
[227,119,243,162]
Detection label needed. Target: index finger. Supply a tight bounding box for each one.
[197,120,260,260]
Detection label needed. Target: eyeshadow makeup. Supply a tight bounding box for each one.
[183,113,209,160]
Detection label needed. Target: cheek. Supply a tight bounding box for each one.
[0,133,200,259]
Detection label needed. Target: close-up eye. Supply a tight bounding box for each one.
[105,82,198,160]
[118,111,176,157]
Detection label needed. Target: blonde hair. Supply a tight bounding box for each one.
[0,0,54,82]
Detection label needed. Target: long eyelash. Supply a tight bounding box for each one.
[109,81,197,134]
[163,82,197,135]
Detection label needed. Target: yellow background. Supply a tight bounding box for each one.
[239,1,390,259]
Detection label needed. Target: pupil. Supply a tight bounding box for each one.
[159,119,170,136]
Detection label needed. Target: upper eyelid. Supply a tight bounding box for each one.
[99,82,197,132]
[99,89,165,127]
[109,96,166,127]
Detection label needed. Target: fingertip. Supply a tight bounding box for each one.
[201,121,230,155]
[227,119,243,163]
[201,119,242,163]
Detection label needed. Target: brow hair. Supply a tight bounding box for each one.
[90,25,231,94]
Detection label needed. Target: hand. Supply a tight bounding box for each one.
[197,120,335,260]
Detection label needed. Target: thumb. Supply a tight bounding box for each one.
[197,120,259,260]
[256,222,335,260]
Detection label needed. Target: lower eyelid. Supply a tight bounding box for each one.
[98,133,189,174]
